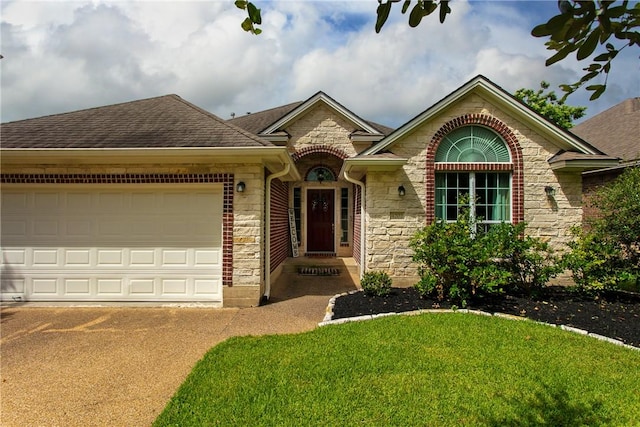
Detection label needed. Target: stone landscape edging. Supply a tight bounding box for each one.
[320,290,639,351]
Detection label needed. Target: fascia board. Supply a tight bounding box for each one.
[549,158,620,171]
[0,146,296,168]
[261,93,381,136]
[341,157,408,174]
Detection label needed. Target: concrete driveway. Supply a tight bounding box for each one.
[0,274,356,426]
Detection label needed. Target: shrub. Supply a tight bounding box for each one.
[490,222,563,296]
[563,167,640,292]
[361,271,392,297]
[410,206,561,306]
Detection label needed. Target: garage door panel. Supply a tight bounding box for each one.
[1,185,223,303]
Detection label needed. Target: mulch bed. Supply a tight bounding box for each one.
[331,287,640,348]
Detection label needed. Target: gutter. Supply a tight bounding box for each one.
[343,169,365,278]
[263,163,291,301]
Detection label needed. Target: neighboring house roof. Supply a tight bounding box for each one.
[1,94,273,149]
[571,97,640,161]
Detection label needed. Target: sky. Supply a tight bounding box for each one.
[1,0,638,128]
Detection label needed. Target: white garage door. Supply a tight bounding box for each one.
[1,185,223,303]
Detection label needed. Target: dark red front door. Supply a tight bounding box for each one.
[307,189,334,252]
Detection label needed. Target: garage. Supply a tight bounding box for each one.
[1,184,223,303]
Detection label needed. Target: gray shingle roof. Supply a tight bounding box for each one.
[1,95,273,149]
[571,97,640,161]
[228,101,304,135]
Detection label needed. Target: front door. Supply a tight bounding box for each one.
[306,189,334,253]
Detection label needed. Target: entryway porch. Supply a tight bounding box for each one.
[269,257,360,303]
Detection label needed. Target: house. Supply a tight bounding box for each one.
[570,97,640,220]
[0,75,619,307]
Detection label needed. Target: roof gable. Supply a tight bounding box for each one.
[1,95,273,149]
[362,75,604,157]
[258,91,387,138]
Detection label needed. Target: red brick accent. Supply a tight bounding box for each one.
[269,178,290,272]
[352,183,362,266]
[292,145,350,161]
[1,173,235,286]
[425,115,524,224]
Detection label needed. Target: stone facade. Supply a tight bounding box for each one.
[363,94,584,286]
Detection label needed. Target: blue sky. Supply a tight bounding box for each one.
[1,1,638,127]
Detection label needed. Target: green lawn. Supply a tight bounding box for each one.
[155,313,640,426]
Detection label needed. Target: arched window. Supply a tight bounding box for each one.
[436,126,511,163]
[435,126,512,228]
[307,166,335,182]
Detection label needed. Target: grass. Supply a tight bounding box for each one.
[155,313,640,426]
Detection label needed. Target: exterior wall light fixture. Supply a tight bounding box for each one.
[398,185,406,197]
[544,186,555,198]
[236,181,246,193]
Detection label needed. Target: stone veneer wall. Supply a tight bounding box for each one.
[285,104,359,157]
[1,162,266,307]
[364,94,584,286]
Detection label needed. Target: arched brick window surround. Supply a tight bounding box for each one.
[292,145,349,162]
[0,173,235,286]
[426,114,524,224]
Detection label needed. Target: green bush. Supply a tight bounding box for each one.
[490,222,563,296]
[410,207,561,306]
[563,167,640,292]
[360,271,392,297]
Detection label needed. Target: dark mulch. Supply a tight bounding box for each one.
[331,287,640,348]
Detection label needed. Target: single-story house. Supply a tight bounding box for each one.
[0,75,619,307]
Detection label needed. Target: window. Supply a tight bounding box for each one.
[307,166,335,182]
[435,126,511,228]
[340,188,349,244]
[293,187,301,245]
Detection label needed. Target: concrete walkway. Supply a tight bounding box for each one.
[0,269,357,426]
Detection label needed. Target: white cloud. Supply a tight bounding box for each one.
[1,0,638,127]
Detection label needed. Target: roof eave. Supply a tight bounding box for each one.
[0,146,301,181]
[340,157,408,179]
[549,158,620,172]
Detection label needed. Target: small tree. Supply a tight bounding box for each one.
[514,81,586,129]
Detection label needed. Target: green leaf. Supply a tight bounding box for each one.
[531,23,553,37]
[234,0,247,10]
[402,0,411,14]
[375,2,392,33]
[247,2,261,25]
[409,3,424,27]
[545,44,575,66]
[577,28,601,60]
[439,0,451,23]
[241,17,253,32]
[588,84,607,100]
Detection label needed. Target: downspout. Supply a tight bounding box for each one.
[264,163,291,301]
[343,169,366,278]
